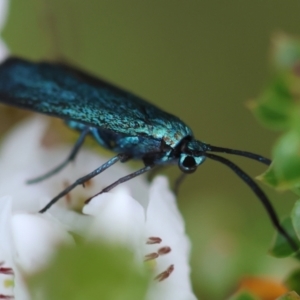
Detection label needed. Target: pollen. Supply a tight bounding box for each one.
[3,279,14,288]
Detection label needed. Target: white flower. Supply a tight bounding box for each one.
[145,177,196,300]
[0,117,197,299]
[0,196,73,299]
[84,177,196,300]
[0,0,9,61]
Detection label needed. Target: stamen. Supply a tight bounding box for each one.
[0,268,13,275]
[144,238,174,281]
[0,295,14,299]
[157,246,171,255]
[40,126,59,148]
[82,179,93,188]
[83,179,93,188]
[144,252,159,261]
[146,237,162,244]
[154,264,174,282]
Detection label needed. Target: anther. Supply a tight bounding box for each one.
[154,264,174,282]
[157,246,171,255]
[83,179,93,188]
[0,295,14,299]
[144,252,159,261]
[0,267,13,275]
[146,237,162,244]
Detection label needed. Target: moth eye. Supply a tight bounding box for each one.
[183,156,196,168]
[178,155,197,174]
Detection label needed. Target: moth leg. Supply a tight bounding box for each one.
[39,153,130,213]
[27,127,90,184]
[173,173,186,195]
[86,164,156,203]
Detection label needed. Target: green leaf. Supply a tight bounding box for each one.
[272,131,300,188]
[276,291,300,300]
[257,131,300,190]
[257,164,279,188]
[291,184,300,197]
[269,217,299,257]
[257,137,300,194]
[292,200,300,241]
[252,34,300,134]
[290,108,300,136]
[227,291,258,300]
[257,130,300,192]
[284,268,300,294]
[252,76,294,130]
[27,243,150,300]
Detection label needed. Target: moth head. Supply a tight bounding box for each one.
[178,139,206,173]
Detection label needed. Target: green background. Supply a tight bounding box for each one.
[2,1,300,298]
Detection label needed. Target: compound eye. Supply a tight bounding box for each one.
[178,155,197,173]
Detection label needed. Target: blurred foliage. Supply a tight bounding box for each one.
[27,242,150,300]
[247,34,300,299]
[276,291,300,300]
[227,276,294,299]
[284,268,300,295]
[228,291,259,300]
[269,217,299,258]
[255,34,300,190]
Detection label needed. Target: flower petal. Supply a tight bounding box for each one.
[0,39,8,62]
[11,213,74,273]
[0,0,9,31]
[145,177,196,300]
[83,186,146,253]
[0,196,15,264]
[0,0,9,62]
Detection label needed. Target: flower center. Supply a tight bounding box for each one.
[144,236,174,282]
[0,262,14,299]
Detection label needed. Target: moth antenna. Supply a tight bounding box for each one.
[205,144,271,166]
[204,152,298,251]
